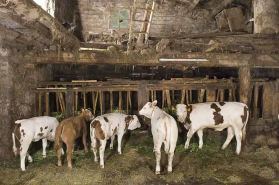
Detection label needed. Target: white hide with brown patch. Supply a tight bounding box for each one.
[139,100,178,175]
[90,113,141,168]
[12,116,62,171]
[176,102,249,155]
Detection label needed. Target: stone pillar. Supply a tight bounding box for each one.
[0,47,14,161]
[254,0,279,34]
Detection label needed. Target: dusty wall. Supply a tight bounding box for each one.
[55,0,75,24]
[254,0,279,34]
[75,0,218,42]
[0,46,53,161]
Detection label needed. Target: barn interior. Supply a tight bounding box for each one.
[1,0,279,184]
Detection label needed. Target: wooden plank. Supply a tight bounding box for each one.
[239,66,251,105]
[55,86,59,112]
[220,89,224,101]
[253,84,259,119]
[166,90,171,111]
[119,91,122,113]
[151,90,154,101]
[93,91,99,115]
[172,90,174,100]
[126,91,129,114]
[100,91,103,115]
[229,89,234,101]
[138,84,148,111]
[181,90,185,104]
[72,80,97,83]
[38,92,42,116]
[162,90,165,108]
[186,90,189,104]
[128,91,132,112]
[66,90,74,118]
[206,88,216,102]
[154,90,157,101]
[58,93,66,118]
[45,92,49,116]
[75,92,78,115]
[198,89,205,103]
[83,92,86,109]
[189,90,193,103]
[110,91,113,113]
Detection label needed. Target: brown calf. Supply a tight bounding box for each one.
[54,109,94,168]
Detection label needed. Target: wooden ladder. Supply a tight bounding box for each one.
[127,0,156,53]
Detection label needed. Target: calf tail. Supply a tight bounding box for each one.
[54,122,64,152]
[242,106,249,142]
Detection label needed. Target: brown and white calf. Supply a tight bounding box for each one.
[176,102,249,155]
[55,109,94,169]
[12,116,61,171]
[90,113,141,168]
[139,100,178,174]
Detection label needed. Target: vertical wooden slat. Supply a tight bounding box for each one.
[83,92,86,109]
[151,90,154,101]
[128,91,132,111]
[55,86,59,112]
[181,90,185,104]
[220,89,224,101]
[186,90,189,104]
[172,90,175,100]
[206,88,216,102]
[119,91,122,113]
[99,91,103,115]
[66,90,74,118]
[93,91,99,115]
[45,92,49,116]
[39,92,42,116]
[216,89,220,102]
[110,91,113,113]
[126,91,129,114]
[75,92,78,115]
[58,93,66,118]
[233,88,236,101]
[166,90,171,111]
[154,90,157,101]
[253,85,259,119]
[162,90,165,108]
[229,89,233,101]
[198,89,205,103]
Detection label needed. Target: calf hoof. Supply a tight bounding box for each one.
[118,151,122,155]
[42,155,46,158]
[155,171,160,175]
[68,165,72,169]
[94,159,98,163]
[168,170,172,174]
[28,158,33,163]
[21,168,26,172]
[58,162,62,167]
[100,165,104,169]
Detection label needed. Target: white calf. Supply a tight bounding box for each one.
[176,102,249,155]
[12,116,62,171]
[90,113,141,168]
[139,100,178,174]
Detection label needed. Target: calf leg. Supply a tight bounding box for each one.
[90,129,98,162]
[66,143,74,169]
[82,127,88,152]
[117,133,124,154]
[234,127,242,155]
[197,129,203,149]
[27,153,33,163]
[99,140,107,168]
[154,141,163,175]
[42,139,47,158]
[221,126,235,150]
[110,135,115,150]
[57,147,63,167]
[185,127,196,150]
[20,140,31,171]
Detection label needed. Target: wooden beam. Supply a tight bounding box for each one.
[25,51,279,67]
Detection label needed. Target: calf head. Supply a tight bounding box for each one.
[176,104,187,123]
[80,109,94,121]
[139,100,157,119]
[125,115,141,130]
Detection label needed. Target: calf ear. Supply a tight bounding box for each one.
[152,100,157,106]
[81,108,85,112]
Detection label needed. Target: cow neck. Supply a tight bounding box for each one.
[151,106,157,118]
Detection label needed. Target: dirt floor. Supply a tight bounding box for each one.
[1,128,279,185]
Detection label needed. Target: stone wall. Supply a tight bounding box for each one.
[0,46,53,161]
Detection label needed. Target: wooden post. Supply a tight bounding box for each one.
[154,90,157,101]
[75,92,78,115]
[162,90,165,109]
[172,90,175,100]
[198,89,205,103]
[253,84,259,119]
[186,90,189,104]
[100,91,103,115]
[93,91,99,115]
[119,91,122,113]
[39,92,42,116]
[55,86,60,112]
[263,83,273,119]
[110,91,113,113]
[166,90,171,111]
[206,88,216,102]
[181,90,185,104]
[138,84,148,111]
[128,91,132,113]
[66,90,74,118]
[151,90,154,101]
[58,93,66,118]
[220,89,224,101]
[229,89,234,101]
[45,92,49,116]
[83,92,86,109]
[238,65,251,142]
